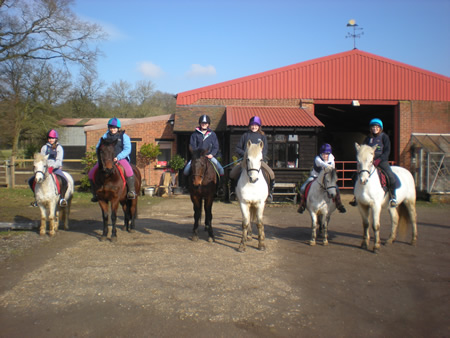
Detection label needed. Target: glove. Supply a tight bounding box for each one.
[48,167,54,174]
[373,158,381,167]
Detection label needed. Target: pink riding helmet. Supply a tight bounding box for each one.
[47,129,59,139]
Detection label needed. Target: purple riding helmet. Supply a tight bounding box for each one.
[249,116,262,126]
[320,143,332,154]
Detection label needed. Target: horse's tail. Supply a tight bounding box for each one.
[397,203,411,238]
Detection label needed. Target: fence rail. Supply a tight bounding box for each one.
[0,157,84,188]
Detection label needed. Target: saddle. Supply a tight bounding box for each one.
[377,167,401,192]
[304,179,315,200]
[31,173,66,196]
[93,164,126,190]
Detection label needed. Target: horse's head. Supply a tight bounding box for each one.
[33,153,49,183]
[243,140,264,183]
[190,148,209,188]
[321,166,338,198]
[98,138,117,176]
[355,142,377,185]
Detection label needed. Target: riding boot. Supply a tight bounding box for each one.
[334,192,346,213]
[389,188,397,207]
[89,179,98,202]
[216,176,225,197]
[349,196,357,206]
[267,179,275,203]
[59,177,68,207]
[126,176,137,199]
[297,194,306,214]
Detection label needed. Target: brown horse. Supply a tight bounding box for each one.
[189,148,218,242]
[94,138,141,241]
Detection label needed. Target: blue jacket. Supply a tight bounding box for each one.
[189,128,219,157]
[96,131,131,161]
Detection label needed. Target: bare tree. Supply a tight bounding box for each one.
[0,0,105,72]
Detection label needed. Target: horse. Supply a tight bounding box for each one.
[304,166,339,246]
[94,138,141,241]
[188,147,217,242]
[236,140,269,252]
[354,143,417,252]
[33,152,74,236]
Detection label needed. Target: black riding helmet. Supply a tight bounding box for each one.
[198,115,211,125]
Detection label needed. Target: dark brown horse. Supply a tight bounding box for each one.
[189,148,218,242]
[94,138,141,241]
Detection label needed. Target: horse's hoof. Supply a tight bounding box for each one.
[100,236,107,242]
[128,229,135,233]
[309,240,316,246]
[361,242,368,250]
[49,232,55,237]
[385,239,394,245]
[411,239,417,246]
[238,245,246,253]
[110,236,118,243]
[373,246,380,253]
[191,235,199,242]
[208,237,214,243]
[323,240,329,246]
[258,244,266,251]
[39,232,46,237]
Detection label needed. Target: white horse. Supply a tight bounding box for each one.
[236,140,269,252]
[304,166,338,246]
[354,143,417,252]
[33,153,74,236]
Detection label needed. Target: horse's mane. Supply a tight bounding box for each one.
[191,148,207,161]
[34,152,46,162]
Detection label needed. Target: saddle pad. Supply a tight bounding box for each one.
[378,168,401,190]
[93,165,127,190]
[304,180,314,199]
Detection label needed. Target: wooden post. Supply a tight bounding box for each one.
[10,156,15,189]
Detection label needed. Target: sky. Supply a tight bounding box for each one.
[73,0,450,95]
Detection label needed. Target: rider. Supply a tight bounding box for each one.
[29,129,68,207]
[229,116,276,201]
[297,143,346,214]
[183,115,224,191]
[364,118,397,207]
[88,117,137,201]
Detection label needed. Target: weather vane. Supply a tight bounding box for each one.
[346,19,364,49]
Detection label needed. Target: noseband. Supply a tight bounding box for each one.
[319,171,337,197]
[245,158,262,182]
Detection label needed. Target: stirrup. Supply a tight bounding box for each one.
[59,199,67,207]
[30,201,38,207]
[297,205,305,214]
[390,198,397,207]
[91,196,98,202]
[349,198,357,206]
[127,191,137,199]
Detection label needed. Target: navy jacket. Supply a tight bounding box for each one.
[235,131,268,159]
[363,132,391,162]
[189,128,219,157]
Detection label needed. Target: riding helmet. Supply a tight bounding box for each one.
[107,117,121,128]
[47,129,59,139]
[369,118,383,130]
[249,116,262,126]
[198,115,211,125]
[320,143,332,154]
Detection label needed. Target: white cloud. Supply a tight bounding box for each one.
[137,62,164,78]
[185,64,217,78]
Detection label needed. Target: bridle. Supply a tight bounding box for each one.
[319,170,337,198]
[245,157,262,182]
[191,157,208,185]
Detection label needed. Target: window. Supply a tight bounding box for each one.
[157,141,173,167]
[267,134,300,169]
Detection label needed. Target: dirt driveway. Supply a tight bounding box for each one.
[0,194,449,337]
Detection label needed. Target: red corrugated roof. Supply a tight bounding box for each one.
[176,49,450,105]
[226,106,324,127]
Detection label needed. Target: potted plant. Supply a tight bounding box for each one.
[138,143,161,187]
[168,154,185,193]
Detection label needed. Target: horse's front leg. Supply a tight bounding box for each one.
[358,204,371,250]
[191,196,202,242]
[128,199,138,233]
[372,205,382,252]
[322,215,330,246]
[99,201,109,241]
[48,201,58,237]
[110,201,120,242]
[309,210,319,246]
[256,202,266,251]
[38,204,48,236]
[204,196,214,242]
[238,203,250,252]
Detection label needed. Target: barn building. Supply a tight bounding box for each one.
[174,49,450,191]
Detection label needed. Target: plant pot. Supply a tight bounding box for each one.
[144,186,155,196]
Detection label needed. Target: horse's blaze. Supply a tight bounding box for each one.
[192,177,202,187]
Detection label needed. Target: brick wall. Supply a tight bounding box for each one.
[85,116,176,187]
[399,100,449,170]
